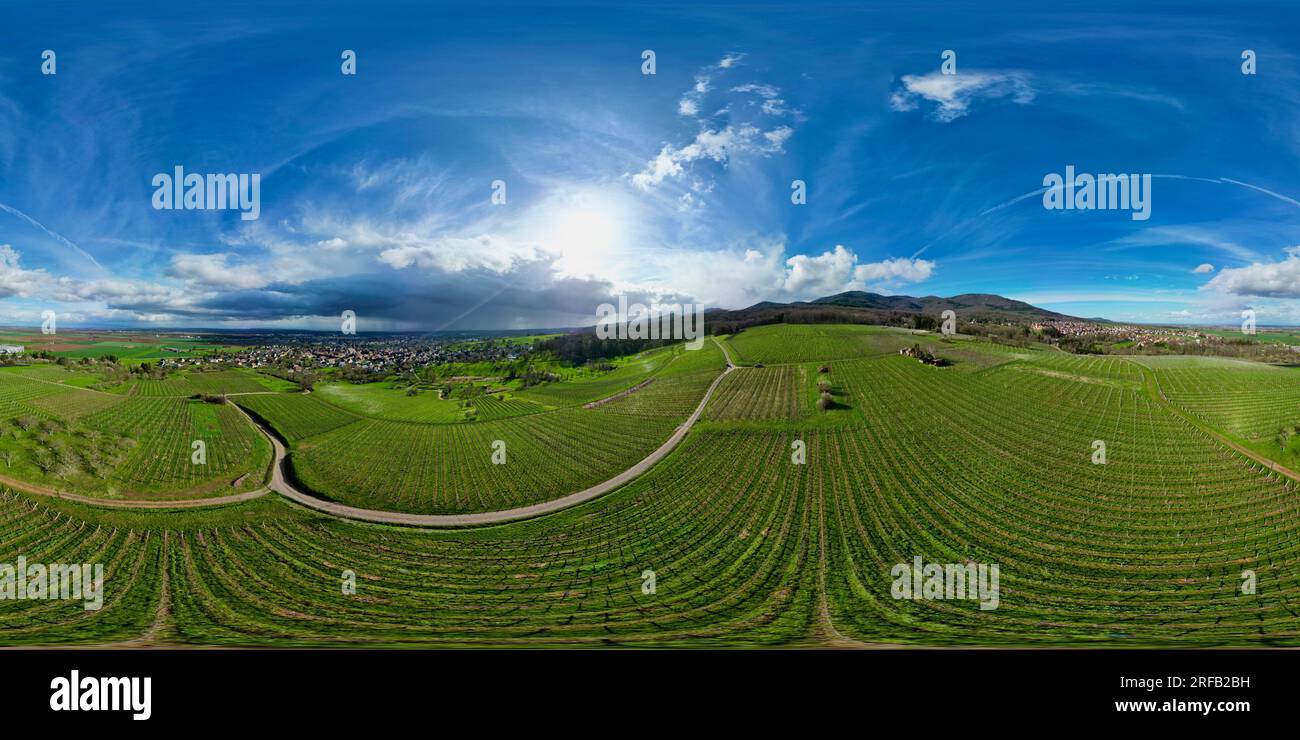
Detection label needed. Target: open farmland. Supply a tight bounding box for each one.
[723,324,930,364]
[2,331,240,363]
[1136,356,1300,472]
[280,341,728,513]
[516,345,677,407]
[1140,357,1300,441]
[80,397,271,496]
[3,323,1300,648]
[233,393,361,442]
[0,366,272,499]
[5,342,1300,646]
[315,381,548,424]
[705,365,810,422]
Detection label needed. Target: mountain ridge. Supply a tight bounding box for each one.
[705,290,1076,334]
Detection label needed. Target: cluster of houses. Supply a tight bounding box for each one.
[159,335,535,376]
[1032,321,1209,346]
[0,344,24,355]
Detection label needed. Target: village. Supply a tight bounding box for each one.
[157,334,537,376]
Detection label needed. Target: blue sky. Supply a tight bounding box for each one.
[3,0,1300,329]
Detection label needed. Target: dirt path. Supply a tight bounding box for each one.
[5,339,735,524]
[582,378,654,408]
[0,471,268,509]
[715,336,737,368]
[238,338,737,527]
[11,372,118,395]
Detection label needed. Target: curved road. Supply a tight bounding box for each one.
[240,338,739,526]
[2,339,739,524]
[14,343,1298,526]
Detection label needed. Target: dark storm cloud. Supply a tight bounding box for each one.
[103,266,671,330]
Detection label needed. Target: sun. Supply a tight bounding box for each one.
[539,194,628,277]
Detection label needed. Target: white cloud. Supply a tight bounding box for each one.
[1,244,196,315]
[632,53,798,191]
[781,246,936,298]
[168,253,269,290]
[377,234,534,274]
[855,256,936,284]
[761,98,792,116]
[890,70,1034,122]
[731,83,777,98]
[630,241,786,309]
[718,53,745,68]
[764,126,793,148]
[0,244,46,298]
[613,240,936,311]
[784,245,860,296]
[631,124,792,190]
[1203,247,1300,298]
[1193,263,1215,273]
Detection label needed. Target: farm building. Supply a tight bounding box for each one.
[0,345,24,354]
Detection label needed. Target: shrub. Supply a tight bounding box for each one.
[818,364,830,374]
[817,392,833,410]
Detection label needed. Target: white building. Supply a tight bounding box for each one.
[0,345,24,354]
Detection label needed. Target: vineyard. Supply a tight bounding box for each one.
[287,379,710,513]
[81,398,271,495]
[724,324,926,364]
[0,370,67,418]
[314,382,471,423]
[0,427,814,647]
[705,365,810,422]
[0,366,272,499]
[314,383,549,425]
[232,393,360,443]
[516,345,678,407]
[5,324,1300,647]
[228,340,728,514]
[1142,357,1300,441]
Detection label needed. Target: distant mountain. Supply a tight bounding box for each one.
[810,291,1073,319]
[705,291,1077,334]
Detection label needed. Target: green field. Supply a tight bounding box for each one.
[315,381,549,424]
[515,344,679,406]
[1199,327,1300,346]
[5,324,1300,648]
[724,323,931,364]
[1134,355,1300,471]
[0,366,273,498]
[276,342,726,513]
